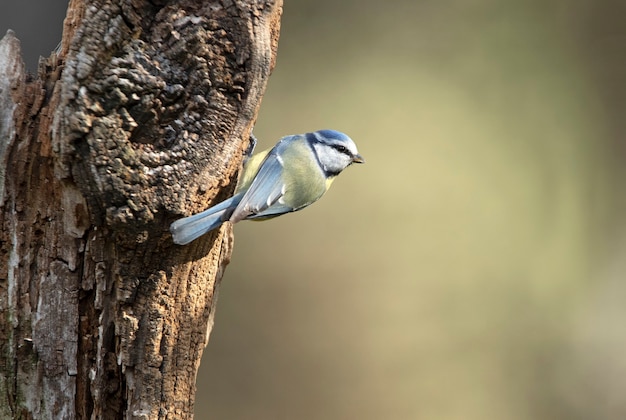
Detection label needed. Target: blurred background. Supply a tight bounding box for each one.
[3,1,626,419]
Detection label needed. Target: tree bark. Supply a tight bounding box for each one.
[0,0,282,418]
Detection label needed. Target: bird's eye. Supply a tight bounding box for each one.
[334,145,349,155]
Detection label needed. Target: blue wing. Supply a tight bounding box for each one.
[229,149,291,223]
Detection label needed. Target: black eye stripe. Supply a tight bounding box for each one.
[331,144,350,156]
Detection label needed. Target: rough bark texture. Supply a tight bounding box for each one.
[0,0,282,418]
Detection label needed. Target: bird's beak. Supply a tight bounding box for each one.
[352,154,365,164]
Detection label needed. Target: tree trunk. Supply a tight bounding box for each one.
[0,0,282,418]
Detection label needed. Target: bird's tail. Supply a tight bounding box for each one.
[170,193,243,245]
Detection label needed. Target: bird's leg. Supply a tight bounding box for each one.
[244,131,258,164]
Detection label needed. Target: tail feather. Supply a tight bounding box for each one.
[170,193,242,245]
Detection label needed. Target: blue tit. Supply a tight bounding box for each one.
[170,129,364,245]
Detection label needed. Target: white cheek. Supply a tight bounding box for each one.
[313,143,352,173]
[324,151,351,173]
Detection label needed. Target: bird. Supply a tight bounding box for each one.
[170,129,364,245]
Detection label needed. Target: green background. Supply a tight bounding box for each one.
[3,1,625,419]
[197,1,626,419]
